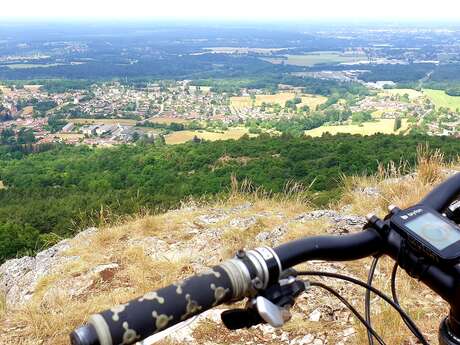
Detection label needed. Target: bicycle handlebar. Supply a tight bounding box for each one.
[72,265,235,345]
[71,247,283,345]
[421,173,460,212]
[274,229,382,268]
[72,173,460,345]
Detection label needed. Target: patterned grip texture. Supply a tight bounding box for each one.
[90,266,233,345]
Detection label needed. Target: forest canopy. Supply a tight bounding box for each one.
[1,134,460,261]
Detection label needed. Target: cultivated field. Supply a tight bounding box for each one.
[203,47,288,54]
[1,62,84,70]
[423,89,460,111]
[19,106,34,117]
[382,88,423,100]
[71,118,138,126]
[0,181,4,189]
[263,51,367,67]
[305,118,409,137]
[230,92,327,109]
[54,133,85,140]
[148,116,192,124]
[23,85,42,91]
[1,63,63,69]
[165,127,254,144]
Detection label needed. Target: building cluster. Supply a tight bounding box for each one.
[69,81,231,122]
[351,94,432,119]
[1,79,460,146]
[80,123,139,141]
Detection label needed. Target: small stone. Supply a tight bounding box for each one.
[255,231,270,242]
[309,309,321,322]
[343,327,355,337]
[298,334,314,345]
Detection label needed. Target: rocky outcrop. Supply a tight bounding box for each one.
[0,228,97,307]
[2,201,437,345]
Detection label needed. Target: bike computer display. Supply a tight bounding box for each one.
[390,205,460,263]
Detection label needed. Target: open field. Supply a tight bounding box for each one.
[230,92,327,109]
[0,85,10,93]
[1,63,64,69]
[382,88,423,100]
[165,127,254,144]
[70,118,138,126]
[19,106,34,117]
[0,181,4,189]
[23,85,43,91]
[1,62,84,70]
[148,116,192,124]
[263,51,367,67]
[54,133,85,140]
[305,118,409,137]
[203,47,288,54]
[423,89,460,111]
[299,94,328,109]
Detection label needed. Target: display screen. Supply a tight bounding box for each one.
[406,213,460,250]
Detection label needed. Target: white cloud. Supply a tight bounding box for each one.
[2,0,460,20]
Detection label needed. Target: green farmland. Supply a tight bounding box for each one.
[423,89,460,111]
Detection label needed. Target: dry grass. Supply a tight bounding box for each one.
[331,145,453,343]
[227,174,313,210]
[0,293,5,319]
[337,144,452,216]
[351,257,447,344]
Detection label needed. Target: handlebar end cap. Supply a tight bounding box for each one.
[70,324,99,345]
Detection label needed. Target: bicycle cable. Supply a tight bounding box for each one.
[365,256,380,345]
[390,262,422,337]
[310,281,386,345]
[296,270,429,345]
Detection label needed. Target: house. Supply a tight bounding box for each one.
[111,124,136,141]
[61,122,75,133]
[81,125,99,136]
[95,125,116,136]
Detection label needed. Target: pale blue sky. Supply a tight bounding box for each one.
[2,0,460,20]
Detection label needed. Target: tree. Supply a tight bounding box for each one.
[0,223,40,260]
[191,135,202,143]
[352,111,372,124]
[17,129,36,144]
[394,117,402,131]
[0,128,15,145]
[132,132,140,142]
[156,134,166,146]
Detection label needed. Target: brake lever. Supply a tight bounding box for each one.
[221,273,308,330]
[255,296,291,327]
[221,307,263,330]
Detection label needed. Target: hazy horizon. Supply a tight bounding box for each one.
[2,0,460,21]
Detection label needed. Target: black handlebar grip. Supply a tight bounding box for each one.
[421,173,460,212]
[71,265,235,345]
